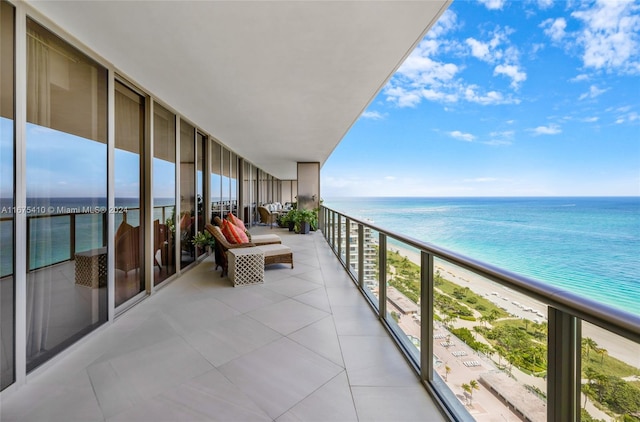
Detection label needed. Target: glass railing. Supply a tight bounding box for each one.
[0,204,176,276]
[321,206,640,422]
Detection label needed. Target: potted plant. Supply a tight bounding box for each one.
[294,209,315,234]
[191,230,215,252]
[279,209,296,231]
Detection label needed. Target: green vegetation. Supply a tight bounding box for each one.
[386,251,420,303]
[382,249,640,420]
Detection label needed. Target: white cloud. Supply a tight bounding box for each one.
[578,84,608,100]
[426,9,458,39]
[572,0,640,74]
[464,86,520,105]
[384,176,396,181]
[615,110,640,124]
[494,64,527,89]
[449,131,476,142]
[385,18,523,107]
[484,130,514,146]
[570,74,590,82]
[540,18,567,42]
[465,30,509,63]
[478,0,506,10]
[361,111,385,120]
[530,124,562,135]
[582,116,600,122]
[466,38,492,61]
[537,0,554,10]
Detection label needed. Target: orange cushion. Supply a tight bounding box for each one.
[221,219,249,244]
[227,213,247,232]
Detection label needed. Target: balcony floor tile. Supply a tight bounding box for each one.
[1,228,445,422]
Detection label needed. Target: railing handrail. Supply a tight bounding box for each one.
[322,205,640,344]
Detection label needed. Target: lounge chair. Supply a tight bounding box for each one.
[257,206,277,229]
[205,223,293,277]
[214,216,281,246]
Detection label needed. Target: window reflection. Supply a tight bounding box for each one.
[25,18,108,370]
[179,121,196,268]
[0,0,15,391]
[114,81,144,307]
[153,104,176,285]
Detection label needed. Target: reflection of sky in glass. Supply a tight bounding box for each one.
[1,118,13,198]
[153,158,175,199]
[211,174,221,201]
[114,148,140,198]
[27,123,106,197]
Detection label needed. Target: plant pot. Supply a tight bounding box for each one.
[288,221,295,232]
[297,222,310,234]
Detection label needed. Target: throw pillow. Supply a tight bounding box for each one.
[227,213,247,232]
[221,219,249,244]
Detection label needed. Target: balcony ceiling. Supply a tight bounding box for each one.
[28,0,450,180]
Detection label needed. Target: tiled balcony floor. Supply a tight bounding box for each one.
[1,227,445,422]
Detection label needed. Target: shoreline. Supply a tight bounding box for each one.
[389,244,640,369]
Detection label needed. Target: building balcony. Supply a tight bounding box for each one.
[0,226,446,422]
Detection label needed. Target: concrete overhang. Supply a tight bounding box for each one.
[27,0,451,180]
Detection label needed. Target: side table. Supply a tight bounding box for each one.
[75,247,107,288]
[227,247,264,286]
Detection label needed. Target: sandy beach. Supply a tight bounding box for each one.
[389,245,640,369]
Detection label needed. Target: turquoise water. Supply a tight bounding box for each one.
[0,197,175,276]
[324,197,640,316]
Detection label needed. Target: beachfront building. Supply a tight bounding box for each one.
[340,217,377,285]
[1,1,639,422]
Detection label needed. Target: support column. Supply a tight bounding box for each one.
[296,162,319,211]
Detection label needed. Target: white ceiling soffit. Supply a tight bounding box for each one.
[28,0,451,180]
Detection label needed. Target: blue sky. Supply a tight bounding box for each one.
[321,0,640,197]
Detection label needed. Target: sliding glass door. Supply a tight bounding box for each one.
[0,0,15,390]
[114,81,145,307]
[25,18,108,370]
[153,104,176,285]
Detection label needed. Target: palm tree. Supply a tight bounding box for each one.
[595,347,608,364]
[583,367,599,409]
[582,337,598,359]
[461,383,472,405]
[469,379,480,405]
[445,365,451,382]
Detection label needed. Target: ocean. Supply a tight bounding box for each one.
[0,197,175,276]
[323,197,640,316]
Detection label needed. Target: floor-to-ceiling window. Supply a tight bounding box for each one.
[195,132,205,258]
[25,18,108,370]
[152,103,176,286]
[114,81,145,307]
[230,152,238,217]
[179,121,196,268]
[0,0,15,391]
[210,141,222,220]
[221,147,230,215]
[242,160,252,225]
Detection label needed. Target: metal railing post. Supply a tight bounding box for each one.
[337,214,342,260]
[358,223,364,288]
[421,251,434,383]
[345,218,350,271]
[378,232,387,318]
[547,307,580,422]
